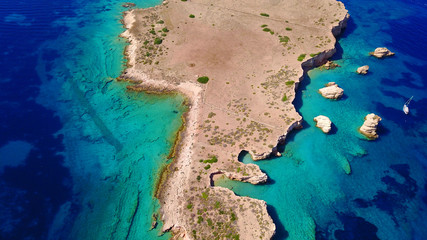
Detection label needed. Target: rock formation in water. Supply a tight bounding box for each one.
[321,60,340,70]
[359,113,382,139]
[369,47,395,58]
[356,65,369,74]
[314,115,332,133]
[319,82,344,99]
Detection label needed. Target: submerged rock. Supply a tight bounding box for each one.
[359,113,382,139]
[321,60,340,70]
[314,115,332,133]
[356,65,369,75]
[319,82,344,99]
[122,2,136,8]
[150,213,158,230]
[369,47,395,58]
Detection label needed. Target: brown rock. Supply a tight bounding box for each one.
[369,47,395,58]
[319,82,344,99]
[356,65,369,74]
[359,113,382,139]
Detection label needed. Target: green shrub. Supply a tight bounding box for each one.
[197,76,209,83]
[286,27,292,31]
[154,38,163,44]
[162,27,169,32]
[187,203,193,209]
[297,54,306,61]
[203,155,218,163]
[279,36,290,43]
[261,24,268,27]
[230,213,237,221]
[149,29,156,34]
[262,27,271,32]
[157,20,164,24]
[285,80,294,86]
[260,13,270,17]
[196,175,201,181]
[204,164,211,170]
[197,216,203,223]
[310,52,320,57]
[189,14,195,18]
[282,94,287,101]
[202,191,209,199]
[214,201,221,208]
[207,218,213,226]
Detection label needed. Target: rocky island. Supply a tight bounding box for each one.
[120,0,348,238]
[359,113,382,139]
[369,47,395,58]
[314,115,332,134]
[319,82,344,99]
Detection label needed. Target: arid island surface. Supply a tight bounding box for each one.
[121,0,348,239]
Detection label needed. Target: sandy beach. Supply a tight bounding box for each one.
[120,0,348,238]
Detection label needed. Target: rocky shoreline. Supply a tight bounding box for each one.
[120,0,349,238]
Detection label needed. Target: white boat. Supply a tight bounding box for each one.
[403,96,413,115]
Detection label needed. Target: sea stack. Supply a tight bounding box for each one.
[356,65,369,74]
[369,47,395,58]
[314,115,332,133]
[359,113,382,139]
[319,82,344,99]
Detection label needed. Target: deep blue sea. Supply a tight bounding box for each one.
[0,0,426,239]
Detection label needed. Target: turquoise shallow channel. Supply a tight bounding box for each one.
[1,0,185,239]
[216,0,427,239]
[0,0,426,239]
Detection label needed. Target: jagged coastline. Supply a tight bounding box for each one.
[120,0,349,238]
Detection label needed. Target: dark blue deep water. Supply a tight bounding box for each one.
[0,0,426,239]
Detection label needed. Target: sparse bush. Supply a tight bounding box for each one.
[260,13,270,17]
[189,14,195,18]
[279,36,290,43]
[154,38,163,44]
[286,27,292,31]
[297,54,306,61]
[197,76,209,83]
[285,80,294,86]
[282,94,287,101]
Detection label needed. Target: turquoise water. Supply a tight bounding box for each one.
[216,0,427,239]
[1,0,186,239]
[1,0,426,239]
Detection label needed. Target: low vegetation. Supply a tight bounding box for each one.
[279,36,290,43]
[260,13,270,17]
[285,80,295,86]
[197,76,209,84]
[297,54,306,61]
[282,93,288,101]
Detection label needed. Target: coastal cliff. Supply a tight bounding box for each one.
[120,0,348,238]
